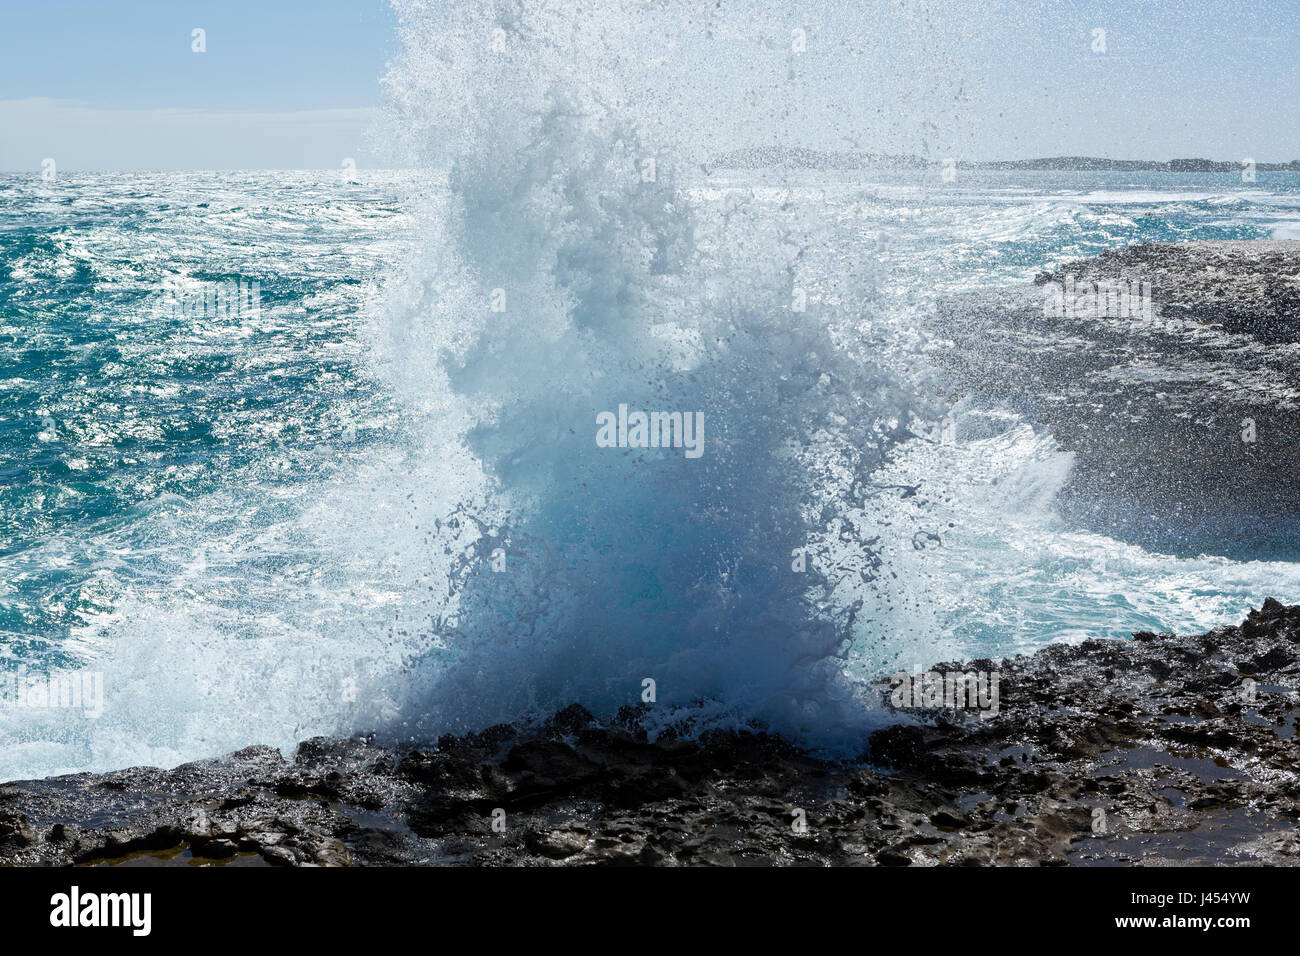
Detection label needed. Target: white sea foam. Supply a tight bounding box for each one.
[3,1,1300,779]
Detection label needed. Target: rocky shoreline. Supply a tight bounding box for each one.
[2,599,1297,866]
[928,240,1300,554]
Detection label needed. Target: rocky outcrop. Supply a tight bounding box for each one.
[2,600,1298,866]
[928,241,1300,553]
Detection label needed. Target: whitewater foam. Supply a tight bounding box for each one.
[4,1,1300,779]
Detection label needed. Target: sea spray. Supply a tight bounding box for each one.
[10,4,1299,784]
[372,0,930,746]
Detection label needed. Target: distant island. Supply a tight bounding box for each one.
[709,147,1300,172]
[708,147,930,170]
[977,156,1300,172]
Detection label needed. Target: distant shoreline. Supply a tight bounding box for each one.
[710,147,1300,173]
[5,158,1299,175]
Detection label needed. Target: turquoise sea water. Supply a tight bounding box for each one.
[2,166,1300,780]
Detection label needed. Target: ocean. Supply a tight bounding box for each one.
[4,0,1300,780]
[4,164,1299,782]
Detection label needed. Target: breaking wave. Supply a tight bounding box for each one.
[368,0,943,747]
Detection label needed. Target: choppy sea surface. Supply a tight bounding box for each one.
[3,164,1300,781]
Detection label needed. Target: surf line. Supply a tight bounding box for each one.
[595,404,705,459]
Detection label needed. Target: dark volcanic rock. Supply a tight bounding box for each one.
[927,240,1300,554]
[2,601,1299,866]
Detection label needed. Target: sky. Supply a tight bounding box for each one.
[2,0,1299,170]
[0,0,397,170]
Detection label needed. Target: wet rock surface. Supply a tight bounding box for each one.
[2,600,1298,866]
[928,240,1300,553]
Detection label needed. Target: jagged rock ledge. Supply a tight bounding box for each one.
[927,240,1300,553]
[2,600,1299,866]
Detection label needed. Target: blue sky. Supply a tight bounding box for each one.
[0,0,397,170]
[3,0,1299,170]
